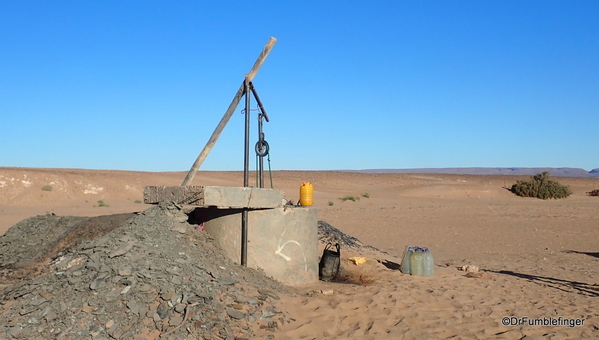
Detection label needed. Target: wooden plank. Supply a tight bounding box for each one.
[181,37,277,186]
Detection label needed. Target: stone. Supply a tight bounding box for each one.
[28,296,47,306]
[257,289,280,300]
[169,316,184,326]
[105,320,115,329]
[89,277,105,290]
[161,290,175,301]
[227,308,246,320]
[127,299,142,315]
[108,241,135,258]
[218,277,238,285]
[261,309,276,319]
[138,284,153,292]
[105,288,121,300]
[460,264,479,273]
[157,301,170,319]
[171,224,187,234]
[174,303,186,313]
[65,257,87,271]
[86,261,100,271]
[118,266,133,276]
[170,293,181,306]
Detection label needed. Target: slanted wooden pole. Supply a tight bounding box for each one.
[181,37,277,186]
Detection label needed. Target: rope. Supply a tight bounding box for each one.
[267,151,273,189]
[254,147,273,189]
[255,154,259,187]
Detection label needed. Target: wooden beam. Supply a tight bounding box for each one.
[181,37,277,186]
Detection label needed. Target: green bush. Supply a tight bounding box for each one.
[328,201,334,206]
[97,200,109,207]
[135,200,143,204]
[41,185,53,192]
[587,189,599,197]
[510,172,571,199]
[340,195,360,202]
[362,192,370,198]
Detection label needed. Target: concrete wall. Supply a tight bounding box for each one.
[202,207,318,286]
[144,185,285,208]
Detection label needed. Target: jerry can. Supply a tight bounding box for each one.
[299,182,313,206]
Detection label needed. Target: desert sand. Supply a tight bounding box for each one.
[1,167,598,339]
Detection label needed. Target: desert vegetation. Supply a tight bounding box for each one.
[587,189,599,197]
[510,172,572,199]
[340,195,360,202]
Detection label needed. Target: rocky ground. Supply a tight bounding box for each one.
[0,202,298,340]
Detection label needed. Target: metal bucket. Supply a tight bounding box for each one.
[319,243,340,281]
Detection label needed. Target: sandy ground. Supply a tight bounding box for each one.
[1,167,599,339]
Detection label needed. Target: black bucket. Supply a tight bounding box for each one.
[319,243,341,281]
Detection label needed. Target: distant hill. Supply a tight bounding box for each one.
[349,167,599,178]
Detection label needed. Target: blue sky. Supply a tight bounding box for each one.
[1,1,598,171]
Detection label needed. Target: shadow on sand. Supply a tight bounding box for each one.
[564,250,599,259]
[491,270,599,297]
[379,259,402,271]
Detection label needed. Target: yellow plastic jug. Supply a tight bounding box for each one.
[299,182,313,206]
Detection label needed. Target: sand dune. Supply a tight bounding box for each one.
[1,167,598,339]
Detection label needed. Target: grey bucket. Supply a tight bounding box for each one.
[319,243,341,281]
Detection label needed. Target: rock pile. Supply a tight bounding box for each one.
[0,202,295,340]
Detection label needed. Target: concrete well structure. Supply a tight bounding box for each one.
[144,185,318,286]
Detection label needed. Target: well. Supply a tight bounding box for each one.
[144,185,318,286]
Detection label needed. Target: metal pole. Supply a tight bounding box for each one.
[258,126,264,188]
[241,79,251,266]
[249,83,270,123]
[241,209,248,266]
[181,37,277,186]
[258,117,264,188]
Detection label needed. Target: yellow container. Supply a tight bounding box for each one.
[299,182,313,206]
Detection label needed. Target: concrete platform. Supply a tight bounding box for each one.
[199,206,318,286]
[143,185,284,209]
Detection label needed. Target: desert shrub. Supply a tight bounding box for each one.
[328,201,334,206]
[510,172,571,199]
[587,189,599,197]
[97,200,109,207]
[41,185,53,192]
[362,192,370,198]
[340,195,360,202]
[135,200,143,204]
